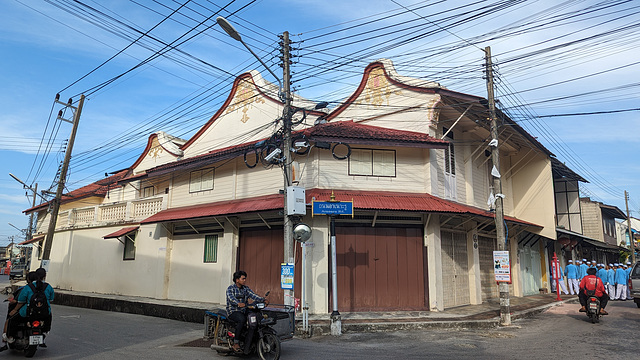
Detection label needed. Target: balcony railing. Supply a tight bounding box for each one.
[53,195,167,230]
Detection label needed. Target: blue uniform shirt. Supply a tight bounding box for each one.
[614,267,628,285]
[16,281,55,318]
[579,264,589,279]
[607,268,615,285]
[596,268,607,283]
[564,264,578,279]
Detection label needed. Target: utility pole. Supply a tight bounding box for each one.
[485,46,511,326]
[42,94,85,262]
[26,183,38,241]
[625,191,636,264]
[281,31,295,307]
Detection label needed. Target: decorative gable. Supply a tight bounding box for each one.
[131,132,186,175]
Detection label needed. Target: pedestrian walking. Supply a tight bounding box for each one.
[579,259,589,280]
[624,263,632,299]
[564,260,579,295]
[614,263,628,301]
[551,261,568,295]
[606,264,616,297]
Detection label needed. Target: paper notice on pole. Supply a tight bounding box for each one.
[493,251,511,282]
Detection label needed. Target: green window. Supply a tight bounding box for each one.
[204,235,218,263]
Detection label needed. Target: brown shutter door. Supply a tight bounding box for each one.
[335,226,426,312]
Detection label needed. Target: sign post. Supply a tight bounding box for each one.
[493,251,511,283]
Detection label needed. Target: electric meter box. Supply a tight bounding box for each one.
[286,186,306,215]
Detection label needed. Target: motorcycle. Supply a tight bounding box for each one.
[585,295,601,323]
[208,291,281,360]
[8,316,46,358]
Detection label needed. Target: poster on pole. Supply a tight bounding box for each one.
[493,251,511,282]
[280,263,294,290]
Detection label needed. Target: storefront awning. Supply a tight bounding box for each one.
[557,228,625,253]
[18,235,44,246]
[103,226,139,239]
[141,189,541,228]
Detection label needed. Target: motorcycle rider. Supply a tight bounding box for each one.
[578,267,609,315]
[226,270,267,354]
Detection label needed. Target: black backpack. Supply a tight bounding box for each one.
[27,282,50,318]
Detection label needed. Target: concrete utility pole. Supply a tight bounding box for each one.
[485,46,511,326]
[26,183,38,241]
[281,31,295,307]
[42,94,85,262]
[625,190,636,263]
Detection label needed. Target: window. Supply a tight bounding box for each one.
[37,240,43,260]
[143,186,154,198]
[204,235,218,263]
[348,149,395,177]
[189,168,214,193]
[123,232,136,260]
[443,128,456,200]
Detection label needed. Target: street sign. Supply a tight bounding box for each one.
[493,251,511,282]
[311,200,353,217]
[280,263,294,290]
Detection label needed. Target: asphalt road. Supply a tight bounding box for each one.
[0,275,637,359]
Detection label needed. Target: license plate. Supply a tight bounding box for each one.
[29,335,43,345]
[589,303,597,310]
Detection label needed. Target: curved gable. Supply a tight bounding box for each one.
[131,132,185,175]
[181,71,284,158]
[328,59,445,134]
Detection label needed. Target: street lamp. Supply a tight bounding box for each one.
[216,16,284,101]
[217,16,296,308]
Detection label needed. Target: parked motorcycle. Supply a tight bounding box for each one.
[8,316,46,358]
[208,291,281,360]
[585,295,601,323]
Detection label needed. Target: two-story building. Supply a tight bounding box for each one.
[23,59,558,313]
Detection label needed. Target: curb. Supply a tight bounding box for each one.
[53,292,206,323]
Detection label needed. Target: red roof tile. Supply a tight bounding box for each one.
[103,226,139,239]
[304,121,448,148]
[24,169,129,214]
[141,189,539,228]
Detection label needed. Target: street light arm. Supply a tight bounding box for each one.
[216,16,283,100]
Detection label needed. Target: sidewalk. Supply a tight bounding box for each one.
[49,284,578,336]
[0,276,578,336]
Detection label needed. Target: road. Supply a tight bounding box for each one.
[0,276,637,359]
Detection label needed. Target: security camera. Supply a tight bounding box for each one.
[264,148,282,162]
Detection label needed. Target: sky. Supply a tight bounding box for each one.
[0,0,639,246]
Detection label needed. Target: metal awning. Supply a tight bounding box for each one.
[103,226,139,239]
[18,235,45,246]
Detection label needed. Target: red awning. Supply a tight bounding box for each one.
[18,235,45,246]
[103,226,139,239]
[141,189,540,228]
[141,194,283,224]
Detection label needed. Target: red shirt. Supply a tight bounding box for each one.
[579,275,605,297]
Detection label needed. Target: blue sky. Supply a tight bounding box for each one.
[1,0,639,246]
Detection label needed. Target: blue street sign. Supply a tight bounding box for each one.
[312,200,354,217]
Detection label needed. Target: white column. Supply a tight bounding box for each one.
[426,215,443,311]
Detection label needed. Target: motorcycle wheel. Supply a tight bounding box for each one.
[257,333,280,360]
[25,345,37,358]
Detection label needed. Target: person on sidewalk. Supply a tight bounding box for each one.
[551,261,568,295]
[614,263,627,301]
[596,264,607,286]
[606,264,616,297]
[565,260,579,295]
[579,259,589,280]
[625,263,632,299]
[225,270,266,354]
[578,267,609,315]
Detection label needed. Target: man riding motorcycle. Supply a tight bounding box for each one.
[225,270,267,354]
[578,267,609,315]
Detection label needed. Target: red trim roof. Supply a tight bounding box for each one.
[24,169,130,214]
[304,121,448,148]
[18,235,44,246]
[103,226,139,239]
[141,189,539,228]
[143,121,448,177]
